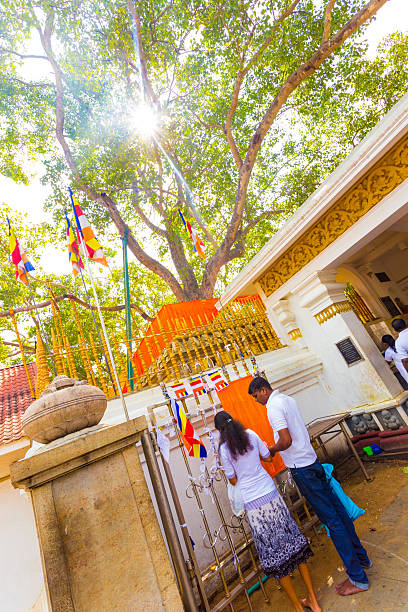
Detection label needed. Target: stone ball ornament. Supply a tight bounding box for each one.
[22,375,107,444]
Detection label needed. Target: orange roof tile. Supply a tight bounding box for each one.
[0,362,36,445]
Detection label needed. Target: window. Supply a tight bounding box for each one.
[375,272,391,282]
[380,296,401,317]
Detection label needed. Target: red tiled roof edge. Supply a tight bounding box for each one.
[0,362,37,445]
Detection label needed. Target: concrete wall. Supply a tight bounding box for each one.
[0,479,45,612]
[281,295,401,414]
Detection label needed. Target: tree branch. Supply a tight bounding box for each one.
[203,0,387,293]
[127,0,161,109]
[223,0,301,169]
[322,0,337,44]
[100,193,187,300]
[131,177,167,237]
[240,208,288,237]
[241,0,302,78]
[38,11,187,302]
[0,293,154,321]
[7,75,52,88]
[2,340,35,353]
[134,163,165,216]
[0,47,49,61]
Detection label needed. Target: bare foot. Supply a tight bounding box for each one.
[300,596,322,612]
[335,578,348,592]
[336,578,368,596]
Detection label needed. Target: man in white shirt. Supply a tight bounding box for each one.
[392,318,408,373]
[248,376,372,598]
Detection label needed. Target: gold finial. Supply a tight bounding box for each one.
[35,329,51,398]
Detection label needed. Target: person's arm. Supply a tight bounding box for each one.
[254,431,274,464]
[220,444,237,486]
[268,428,292,457]
[402,357,408,373]
[267,400,292,457]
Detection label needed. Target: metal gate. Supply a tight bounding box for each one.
[141,388,319,611]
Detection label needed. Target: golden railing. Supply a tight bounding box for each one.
[344,283,374,324]
[13,298,282,399]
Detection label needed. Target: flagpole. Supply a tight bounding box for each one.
[64,208,117,390]
[22,267,57,376]
[122,228,134,390]
[68,190,129,421]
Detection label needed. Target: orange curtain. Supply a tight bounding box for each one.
[217,375,285,478]
[132,296,264,375]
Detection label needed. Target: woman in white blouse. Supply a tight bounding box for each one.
[215,411,320,612]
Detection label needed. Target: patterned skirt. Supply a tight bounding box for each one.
[245,490,313,580]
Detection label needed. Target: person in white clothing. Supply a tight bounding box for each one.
[392,318,408,374]
[248,377,372,598]
[382,334,408,388]
[215,410,320,612]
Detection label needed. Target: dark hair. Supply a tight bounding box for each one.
[391,318,407,332]
[248,376,272,395]
[382,334,396,351]
[214,411,252,459]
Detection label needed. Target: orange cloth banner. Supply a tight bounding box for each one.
[133,299,219,375]
[133,296,264,375]
[217,375,285,478]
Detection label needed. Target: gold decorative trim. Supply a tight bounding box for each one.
[259,133,408,296]
[315,301,353,325]
[288,328,302,340]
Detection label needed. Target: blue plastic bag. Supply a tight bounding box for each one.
[322,463,366,537]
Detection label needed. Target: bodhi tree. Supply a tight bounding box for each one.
[0,0,397,302]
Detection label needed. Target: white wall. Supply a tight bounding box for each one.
[0,480,45,612]
[284,295,401,413]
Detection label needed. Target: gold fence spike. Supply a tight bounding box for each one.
[35,329,51,398]
[9,308,35,398]
[158,318,181,379]
[51,328,64,375]
[89,334,108,396]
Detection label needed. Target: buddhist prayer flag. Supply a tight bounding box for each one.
[206,370,228,392]
[64,211,84,277]
[178,209,205,259]
[7,218,34,285]
[69,188,107,266]
[171,398,207,458]
[188,375,207,397]
[168,381,189,400]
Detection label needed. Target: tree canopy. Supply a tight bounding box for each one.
[1,0,407,308]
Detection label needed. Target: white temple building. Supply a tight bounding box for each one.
[218,91,408,425]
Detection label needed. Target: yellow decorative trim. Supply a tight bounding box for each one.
[315,301,352,325]
[259,134,408,296]
[288,328,302,340]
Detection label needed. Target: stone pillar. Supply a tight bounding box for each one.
[10,416,182,612]
[291,270,402,410]
[272,299,305,347]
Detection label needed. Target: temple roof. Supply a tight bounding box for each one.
[0,362,36,445]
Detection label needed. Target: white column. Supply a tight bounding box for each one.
[272,299,306,347]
